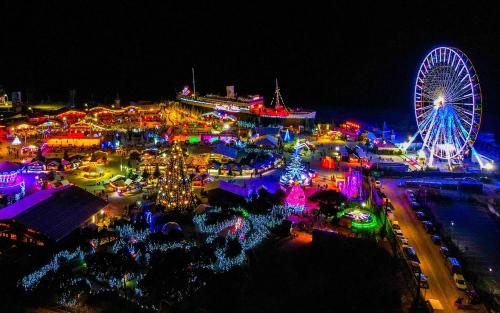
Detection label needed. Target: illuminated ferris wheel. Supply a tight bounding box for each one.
[414,47,482,165]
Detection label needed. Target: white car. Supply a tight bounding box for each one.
[453,273,467,290]
[395,229,404,237]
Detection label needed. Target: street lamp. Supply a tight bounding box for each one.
[450,220,459,249]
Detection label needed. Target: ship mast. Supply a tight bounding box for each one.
[192,67,196,97]
[273,78,286,111]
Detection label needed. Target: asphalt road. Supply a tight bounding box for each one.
[381,178,480,313]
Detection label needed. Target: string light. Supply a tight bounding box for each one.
[21,205,291,304]
[156,141,196,212]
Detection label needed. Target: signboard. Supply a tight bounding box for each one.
[214,104,241,112]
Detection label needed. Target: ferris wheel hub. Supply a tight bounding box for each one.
[433,95,445,108]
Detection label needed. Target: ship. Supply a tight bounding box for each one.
[176,80,316,120]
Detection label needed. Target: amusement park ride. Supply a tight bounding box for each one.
[405,46,486,170]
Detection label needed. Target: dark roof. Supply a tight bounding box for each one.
[255,127,280,135]
[253,135,279,147]
[205,180,250,198]
[0,161,22,173]
[12,186,108,242]
[212,142,238,159]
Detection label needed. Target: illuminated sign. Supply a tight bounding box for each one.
[214,104,241,112]
[181,86,191,96]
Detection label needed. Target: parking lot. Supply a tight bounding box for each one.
[381,179,486,313]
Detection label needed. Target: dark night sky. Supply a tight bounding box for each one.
[1,1,499,134]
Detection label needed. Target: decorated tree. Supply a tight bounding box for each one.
[283,129,291,142]
[280,151,310,186]
[309,189,347,222]
[157,141,196,212]
[286,182,306,212]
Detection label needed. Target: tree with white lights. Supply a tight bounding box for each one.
[280,150,310,186]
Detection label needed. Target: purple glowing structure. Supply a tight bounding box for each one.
[342,169,363,201]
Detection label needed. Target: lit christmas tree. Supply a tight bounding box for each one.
[286,182,306,212]
[283,129,291,142]
[280,150,310,186]
[157,141,196,211]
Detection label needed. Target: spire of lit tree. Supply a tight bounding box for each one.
[157,141,196,211]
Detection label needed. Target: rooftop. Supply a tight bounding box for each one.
[0,161,22,173]
[0,186,108,242]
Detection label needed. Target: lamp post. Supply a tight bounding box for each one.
[450,220,458,249]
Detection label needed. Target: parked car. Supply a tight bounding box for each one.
[416,273,429,288]
[387,202,395,211]
[375,180,382,189]
[439,246,450,258]
[405,190,416,201]
[395,229,404,237]
[422,221,435,233]
[409,260,421,274]
[453,273,467,290]
[405,189,415,196]
[415,210,426,220]
[446,257,463,274]
[465,289,481,304]
[426,299,444,312]
[411,201,421,210]
[431,235,442,245]
[398,236,409,246]
[404,246,420,263]
[392,220,400,229]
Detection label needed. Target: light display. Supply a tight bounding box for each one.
[0,161,23,187]
[283,129,291,142]
[321,156,335,169]
[345,209,380,230]
[194,206,291,272]
[181,85,191,96]
[414,47,482,166]
[21,247,85,291]
[236,120,255,128]
[244,147,275,154]
[156,141,196,211]
[280,151,310,186]
[111,224,150,253]
[21,206,291,303]
[12,136,22,145]
[286,182,306,212]
[341,169,363,200]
